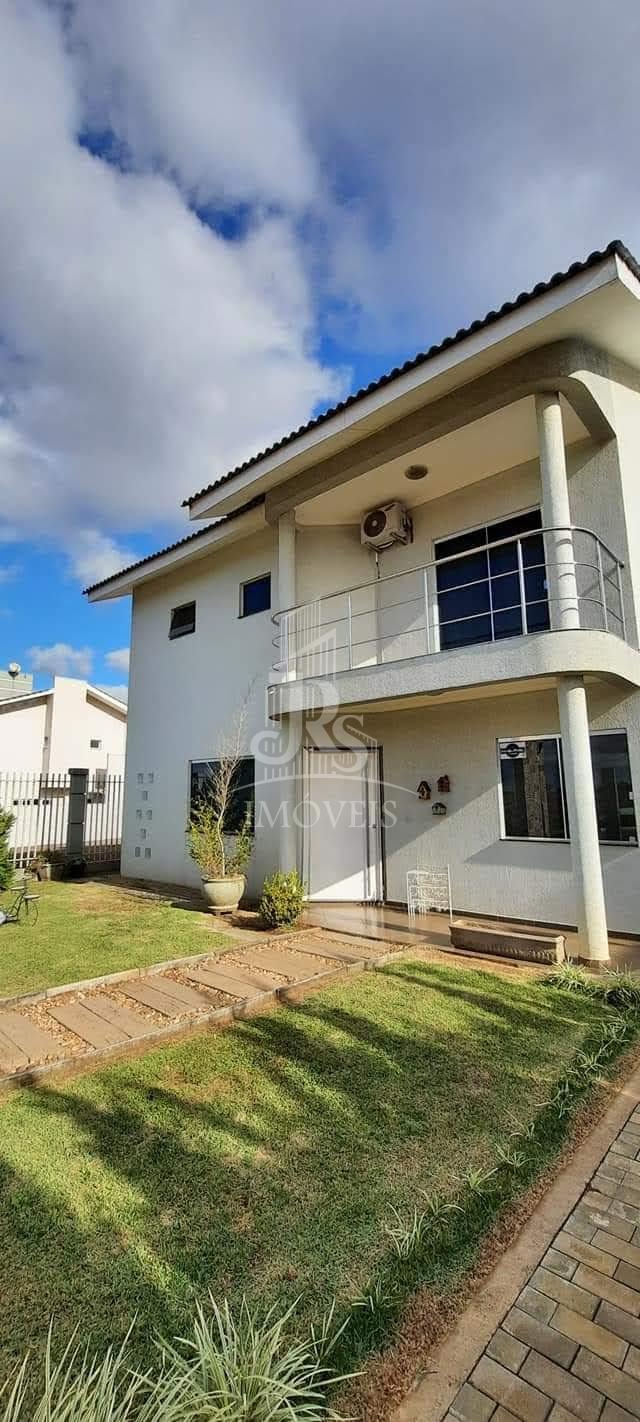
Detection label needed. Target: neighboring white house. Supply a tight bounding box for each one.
[0,676,127,774]
[87,240,640,962]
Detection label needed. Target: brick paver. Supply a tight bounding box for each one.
[447,1105,640,1422]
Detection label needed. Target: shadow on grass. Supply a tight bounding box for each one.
[0,961,601,1384]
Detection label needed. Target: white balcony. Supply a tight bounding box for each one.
[269,525,639,715]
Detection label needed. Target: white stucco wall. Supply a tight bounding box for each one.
[122,529,282,894]
[46,678,127,774]
[358,682,640,935]
[0,696,49,770]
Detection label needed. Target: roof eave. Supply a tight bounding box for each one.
[186,247,627,522]
[86,498,265,601]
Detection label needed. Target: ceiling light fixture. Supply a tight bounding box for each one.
[405,463,429,481]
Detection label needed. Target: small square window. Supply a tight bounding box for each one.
[169,601,196,639]
[240,574,271,618]
[144,847,152,859]
[134,846,141,858]
[90,738,101,750]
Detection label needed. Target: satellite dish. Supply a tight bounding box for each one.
[7,662,21,678]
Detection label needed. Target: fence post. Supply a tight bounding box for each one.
[67,768,88,860]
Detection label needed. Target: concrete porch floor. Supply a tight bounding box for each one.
[303,903,640,971]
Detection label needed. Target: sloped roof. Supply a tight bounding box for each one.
[183,240,640,510]
[84,494,264,595]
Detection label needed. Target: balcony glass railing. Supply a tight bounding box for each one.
[272,526,626,682]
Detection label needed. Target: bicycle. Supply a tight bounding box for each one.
[0,880,40,926]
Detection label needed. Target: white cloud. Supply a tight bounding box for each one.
[1,0,640,585]
[0,0,340,571]
[69,531,137,589]
[28,642,93,680]
[105,647,130,674]
[0,562,20,584]
[95,683,128,704]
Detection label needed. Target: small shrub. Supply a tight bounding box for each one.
[260,870,305,929]
[599,967,640,1012]
[0,809,14,892]
[0,1328,153,1422]
[496,1143,526,1170]
[155,1294,351,1421]
[385,1204,431,1259]
[544,960,594,994]
[459,1164,499,1195]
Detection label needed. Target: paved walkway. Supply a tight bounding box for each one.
[0,929,396,1082]
[306,905,640,969]
[445,1107,640,1422]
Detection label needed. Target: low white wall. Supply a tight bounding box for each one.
[361,682,640,935]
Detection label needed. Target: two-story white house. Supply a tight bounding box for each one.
[87,241,640,964]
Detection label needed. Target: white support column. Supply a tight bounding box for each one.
[557,675,610,963]
[535,392,580,631]
[277,512,300,873]
[278,713,302,874]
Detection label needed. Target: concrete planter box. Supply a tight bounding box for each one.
[450,919,565,965]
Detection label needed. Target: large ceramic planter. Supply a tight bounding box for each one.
[201,875,245,914]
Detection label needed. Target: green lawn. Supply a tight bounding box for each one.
[0,878,232,998]
[0,958,604,1385]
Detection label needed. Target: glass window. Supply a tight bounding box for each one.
[591,732,637,844]
[189,756,255,833]
[169,601,196,639]
[241,574,271,617]
[90,738,101,749]
[435,510,549,650]
[499,738,567,839]
[499,731,637,844]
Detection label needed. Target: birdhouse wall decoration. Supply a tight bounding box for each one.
[437,774,451,794]
[432,801,447,817]
[417,780,431,801]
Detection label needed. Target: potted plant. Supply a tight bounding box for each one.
[186,712,254,913]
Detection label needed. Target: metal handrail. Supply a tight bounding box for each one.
[271,525,626,679]
[271,524,624,623]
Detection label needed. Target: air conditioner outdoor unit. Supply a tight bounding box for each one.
[361,501,411,550]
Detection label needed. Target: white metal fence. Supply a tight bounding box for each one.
[0,771,124,868]
[85,775,124,864]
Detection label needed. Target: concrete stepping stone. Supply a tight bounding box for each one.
[148,976,212,1010]
[185,963,281,996]
[117,980,186,1018]
[238,948,325,979]
[288,940,365,964]
[0,1009,62,1061]
[0,1028,28,1074]
[84,995,149,1039]
[47,1001,127,1048]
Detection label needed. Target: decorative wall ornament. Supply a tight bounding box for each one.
[432,801,447,817]
[437,774,451,793]
[417,780,431,801]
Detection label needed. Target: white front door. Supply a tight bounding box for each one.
[304,748,383,902]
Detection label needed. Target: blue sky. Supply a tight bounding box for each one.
[1,0,640,698]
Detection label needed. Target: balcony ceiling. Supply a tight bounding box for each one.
[295,394,589,526]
